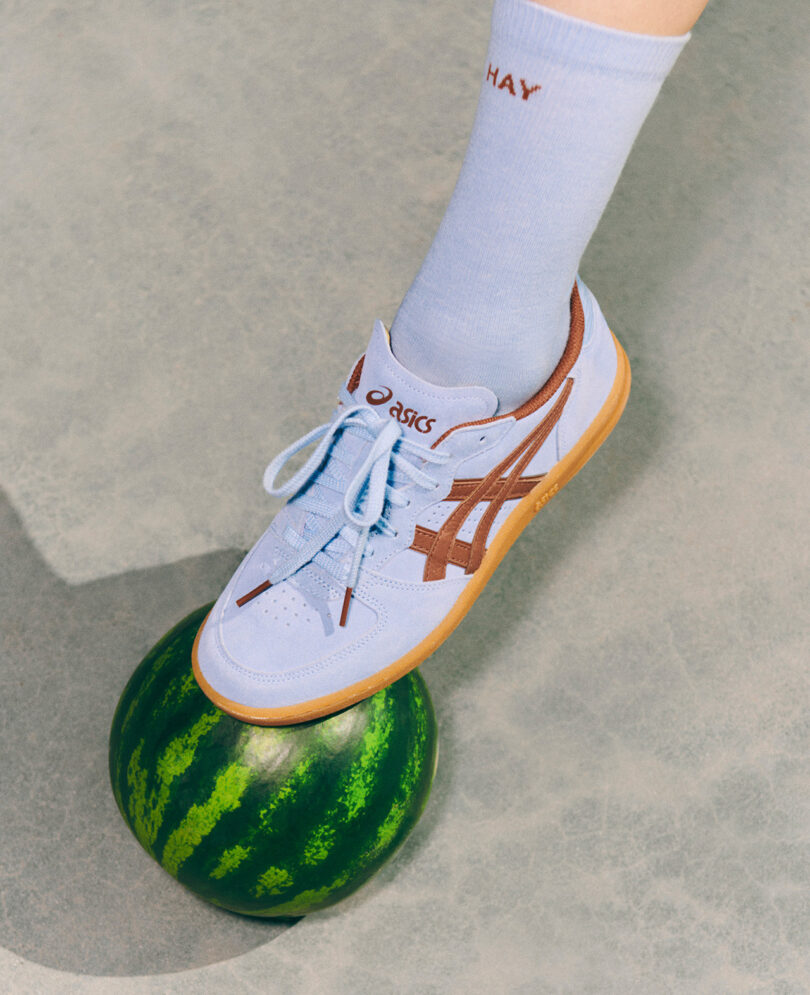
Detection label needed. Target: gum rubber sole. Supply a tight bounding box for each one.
[193,332,631,725]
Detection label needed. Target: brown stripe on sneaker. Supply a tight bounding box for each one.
[411,525,473,570]
[236,579,272,607]
[346,356,365,394]
[446,474,545,502]
[420,378,573,582]
[465,379,573,574]
[431,283,584,448]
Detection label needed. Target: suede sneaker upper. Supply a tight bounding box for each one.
[193,279,628,723]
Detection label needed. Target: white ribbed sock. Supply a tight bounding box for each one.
[389,0,688,411]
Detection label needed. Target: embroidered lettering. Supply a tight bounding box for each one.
[366,387,435,433]
[498,73,516,96]
[488,66,542,102]
[520,78,541,101]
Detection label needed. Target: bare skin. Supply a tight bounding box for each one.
[536,0,710,36]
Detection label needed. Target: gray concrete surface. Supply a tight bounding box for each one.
[1,0,808,991]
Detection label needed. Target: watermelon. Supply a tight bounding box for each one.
[109,604,438,917]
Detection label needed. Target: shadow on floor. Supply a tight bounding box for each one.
[0,488,291,976]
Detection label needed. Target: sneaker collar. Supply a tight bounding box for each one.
[346,283,585,447]
[349,320,498,445]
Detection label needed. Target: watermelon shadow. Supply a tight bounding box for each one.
[0,488,295,976]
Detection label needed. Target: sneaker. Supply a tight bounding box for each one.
[192,278,630,724]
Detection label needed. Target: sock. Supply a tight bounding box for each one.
[389,0,688,411]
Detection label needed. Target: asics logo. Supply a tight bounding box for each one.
[365,386,393,405]
[365,386,436,434]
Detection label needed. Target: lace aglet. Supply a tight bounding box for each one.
[339,586,353,627]
[236,579,272,608]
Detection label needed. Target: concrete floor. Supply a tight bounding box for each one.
[1,0,808,990]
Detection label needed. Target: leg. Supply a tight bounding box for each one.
[540,0,709,36]
[194,0,712,722]
[390,0,708,412]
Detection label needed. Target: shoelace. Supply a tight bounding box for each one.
[237,387,449,626]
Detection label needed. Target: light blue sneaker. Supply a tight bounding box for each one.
[193,279,630,724]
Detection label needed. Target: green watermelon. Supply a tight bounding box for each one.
[109,604,438,917]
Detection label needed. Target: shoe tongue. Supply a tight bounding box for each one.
[353,320,497,444]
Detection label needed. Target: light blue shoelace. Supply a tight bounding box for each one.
[257,388,449,623]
